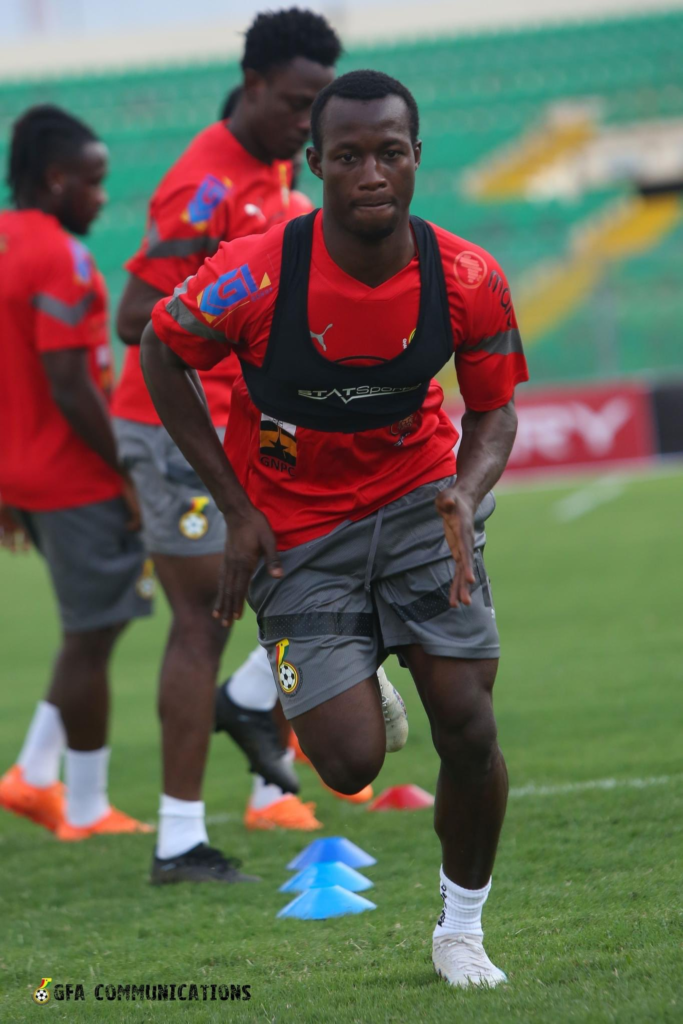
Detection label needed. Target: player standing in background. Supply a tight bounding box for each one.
[113,9,342,883]
[0,106,153,842]
[141,70,528,985]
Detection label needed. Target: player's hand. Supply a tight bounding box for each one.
[435,487,476,608]
[0,505,30,554]
[214,505,283,627]
[120,472,142,532]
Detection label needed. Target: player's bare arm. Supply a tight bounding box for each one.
[436,399,518,608]
[116,274,165,346]
[41,348,141,531]
[140,323,283,624]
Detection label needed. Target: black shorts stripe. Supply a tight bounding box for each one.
[259,612,376,640]
[390,577,483,624]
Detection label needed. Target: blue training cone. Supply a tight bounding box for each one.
[287,836,376,871]
[277,885,376,920]
[280,861,373,894]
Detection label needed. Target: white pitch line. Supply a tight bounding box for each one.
[509,774,682,799]
[554,475,626,522]
[203,775,681,824]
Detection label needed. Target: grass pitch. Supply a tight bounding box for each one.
[0,470,681,1023]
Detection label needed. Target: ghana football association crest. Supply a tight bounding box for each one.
[179,497,210,539]
[135,558,156,600]
[275,639,300,695]
[33,978,52,1004]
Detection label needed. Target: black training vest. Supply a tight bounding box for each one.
[240,210,454,433]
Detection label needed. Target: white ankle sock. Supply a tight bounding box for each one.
[65,747,110,827]
[249,776,287,810]
[227,646,278,712]
[433,866,492,939]
[157,794,209,860]
[17,701,65,787]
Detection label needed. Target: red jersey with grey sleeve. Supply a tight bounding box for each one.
[0,209,121,511]
[111,121,293,426]
[152,212,528,549]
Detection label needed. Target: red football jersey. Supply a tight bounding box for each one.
[0,210,121,511]
[152,212,529,549]
[111,122,292,427]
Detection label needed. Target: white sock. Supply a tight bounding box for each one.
[17,701,65,787]
[227,645,278,712]
[433,866,492,939]
[157,794,209,859]
[65,747,110,827]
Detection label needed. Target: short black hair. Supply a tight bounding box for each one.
[221,86,242,120]
[310,69,419,153]
[241,7,342,75]
[7,104,98,205]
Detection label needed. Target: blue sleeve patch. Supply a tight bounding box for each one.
[182,175,232,228]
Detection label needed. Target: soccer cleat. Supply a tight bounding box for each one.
[323,781,375,804]
[244,794,323,831]
[377,666,409,753]
[215,680,300,794]
[56,807,154,842]
[151,843,261,885]
[0,764,65,832]
[432,934,508,988]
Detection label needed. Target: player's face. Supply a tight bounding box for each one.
[247,57,335,160]
[58,142,109,236]
[309,95,421,240]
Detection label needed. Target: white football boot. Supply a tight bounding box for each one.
[433,933,507,988]
[377,665,409,753]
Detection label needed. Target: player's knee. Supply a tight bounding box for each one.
[314,746,384,795]
[169,606,224,661]
[63,624,124,669]
[433,705,498,776]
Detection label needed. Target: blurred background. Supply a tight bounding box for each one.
[1,0,682,477]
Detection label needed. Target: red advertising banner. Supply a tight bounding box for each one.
[444,381,656,475]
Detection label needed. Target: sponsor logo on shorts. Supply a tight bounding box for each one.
[197,264,272,323]
[454,250,487,289]
[33,979,52,1005]
[135,558,156,600]
[298,384,422,404]
[275,639,300,696]
[390,413,416,446]
[179,498,210,540]
[259,416,297,476]
[181,175,232,231]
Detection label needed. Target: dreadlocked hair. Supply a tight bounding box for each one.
[7,104,98,205]
[241,8,342,75]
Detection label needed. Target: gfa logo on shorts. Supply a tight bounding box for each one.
[275,639,300,695]
[197,264,272,324]
[135,558,156,600]
[33,978,52,1004]
[181,174,232,231]
[179,497,210,540]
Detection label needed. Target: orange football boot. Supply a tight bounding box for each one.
[56,806,154,842]
[244,794,323,831]
[0,764,65,832]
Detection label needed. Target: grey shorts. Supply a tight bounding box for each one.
[249,476,500,719]
[17,497,154,634]
[113,418,226,557]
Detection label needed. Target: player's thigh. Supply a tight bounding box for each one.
[152,550,223,619]
[399,645,499,734]
[23,499,153,635]
[114,418,226,561]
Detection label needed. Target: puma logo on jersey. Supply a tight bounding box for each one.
[310,323,333,351]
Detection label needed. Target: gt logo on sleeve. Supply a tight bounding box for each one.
[181,174,232,230]
[198,264,272,323]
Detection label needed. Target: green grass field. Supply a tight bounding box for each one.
[1,470,681,1023]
